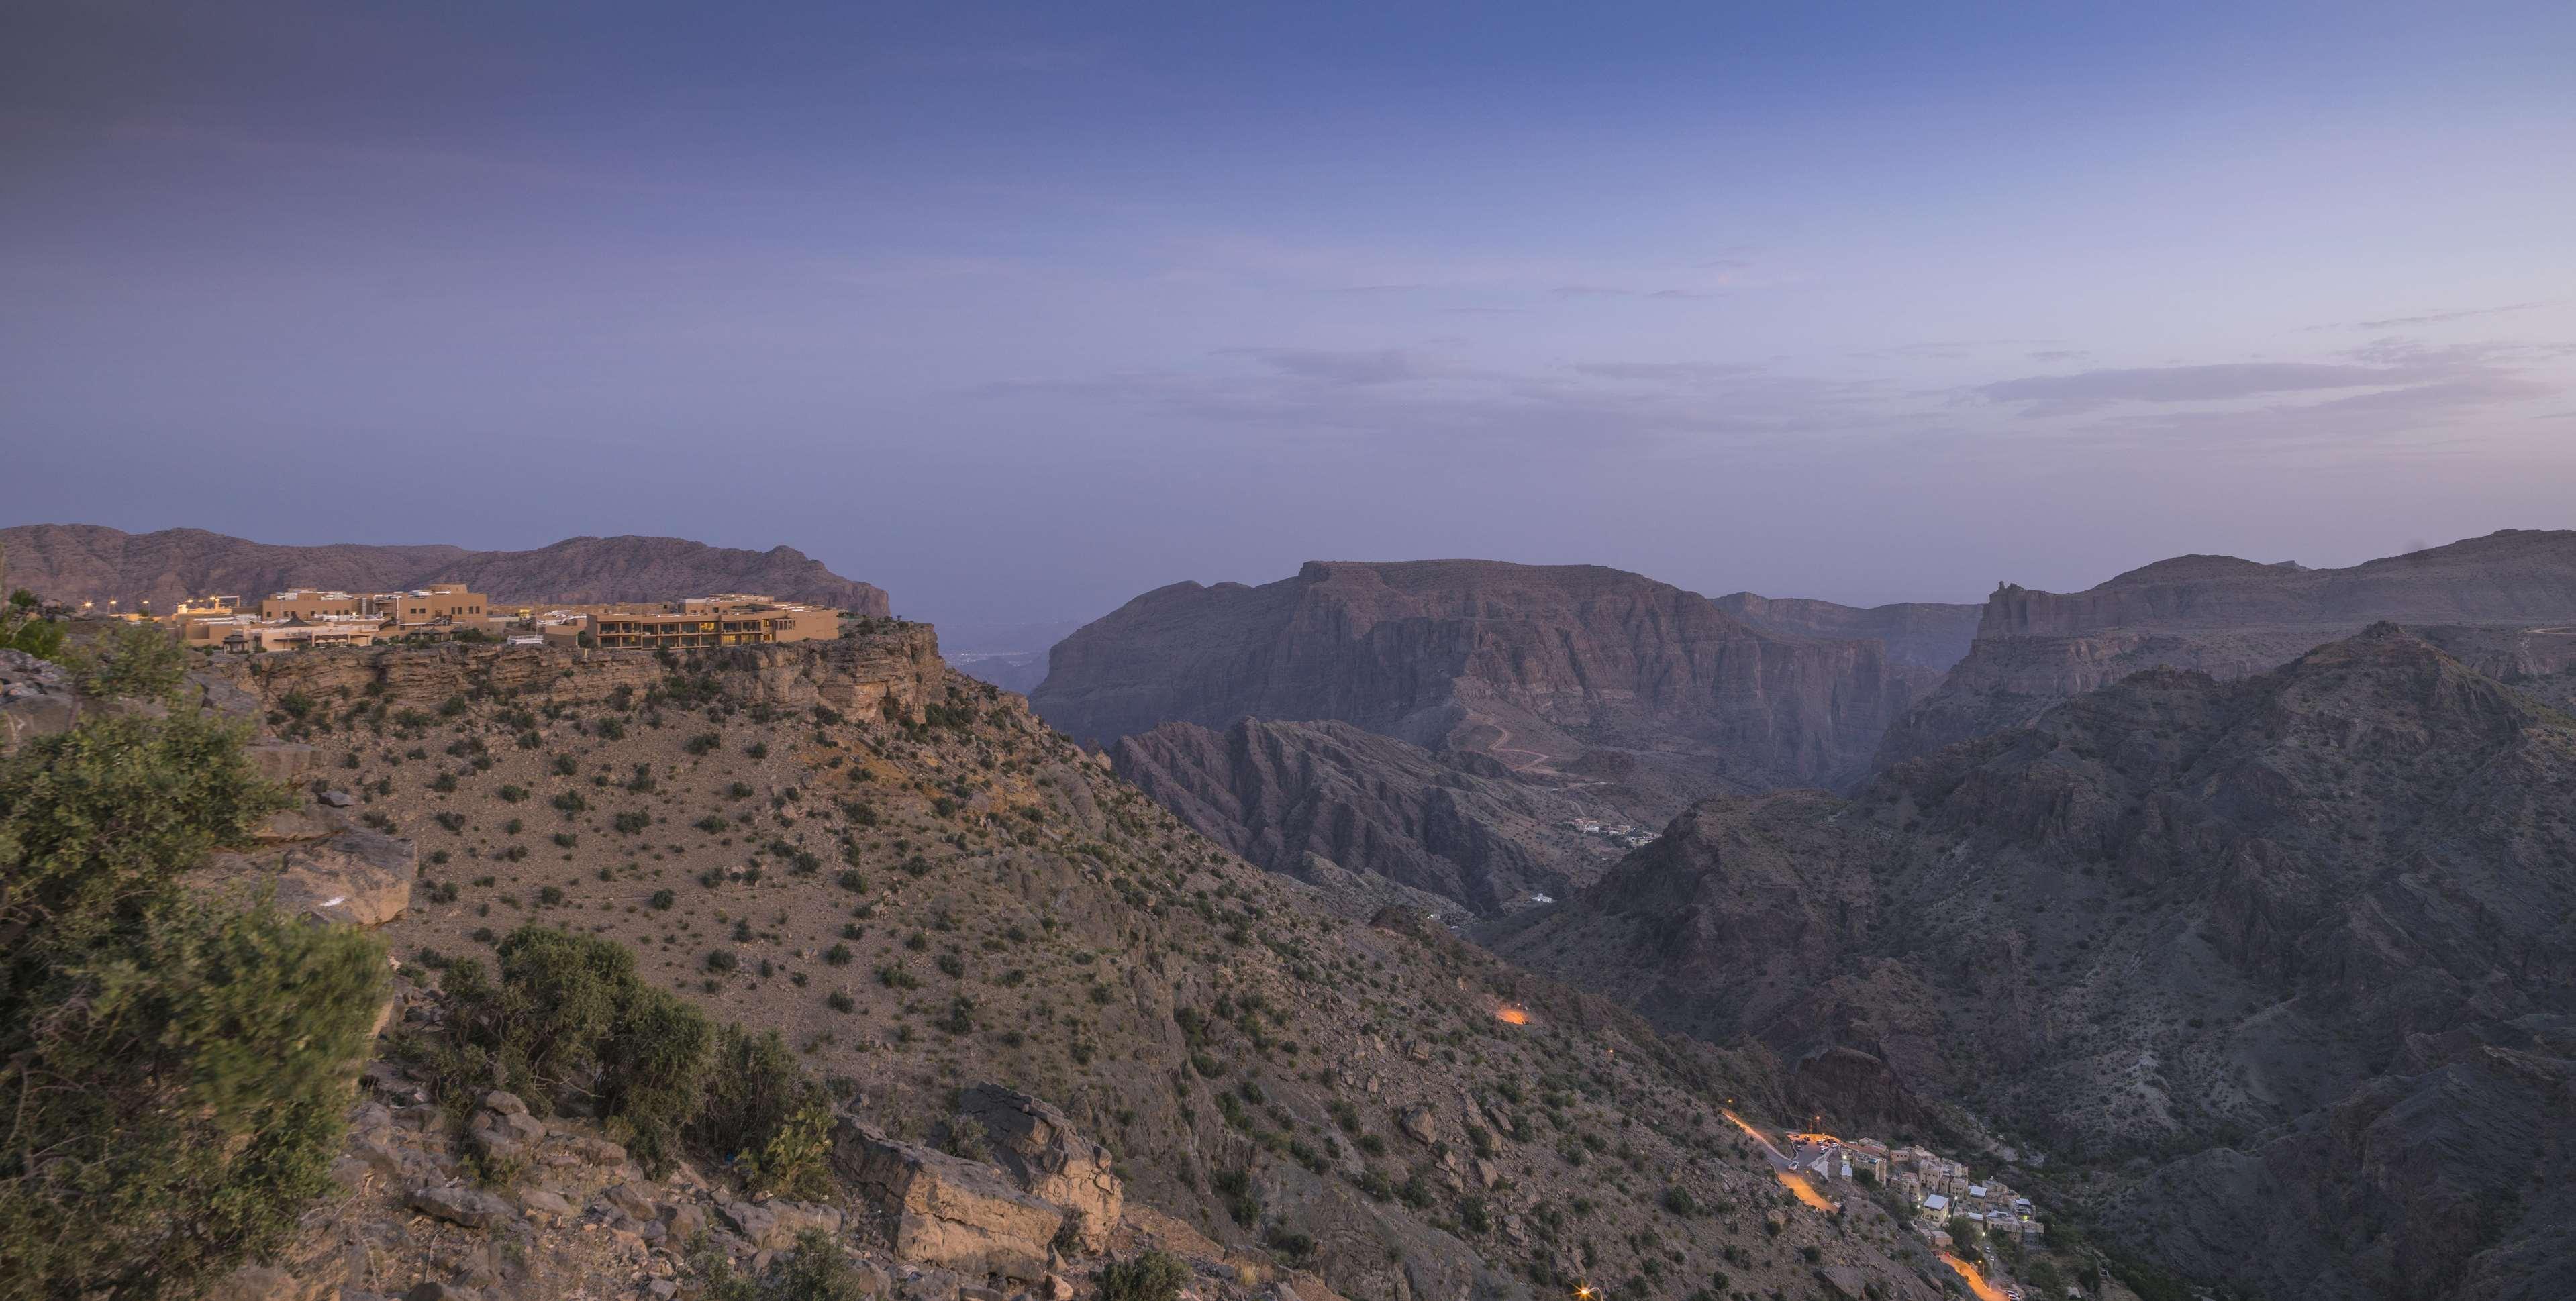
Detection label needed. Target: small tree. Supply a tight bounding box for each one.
[0,713,385,1300]
[68,619,190,701]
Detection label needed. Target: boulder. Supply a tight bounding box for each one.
[189,829,415,926]
[204,1265,321,1301]
[831,1117,1064,1281]
[1399,1104,1439,1146]
[408,1184,515,1230]
[242,741,320,782]
[716,1200,782,1249]
[958,1084,1122,1253]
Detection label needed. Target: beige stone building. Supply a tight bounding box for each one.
[589,596,839,650]
[184,614,383,653]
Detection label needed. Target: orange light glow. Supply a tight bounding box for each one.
[1940,1255,2007,1301]
[1495,1003,1530,1025]
[1775,1170,1836,1212]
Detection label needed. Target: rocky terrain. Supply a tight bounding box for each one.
[1494,623,2576,1301]
[0,524,892,616]
[1708,594,1981,672]
[1876,528,2576,766]
[1032,560,1926,800]
[81,631,2001,1301]
[1109,719,1634,918]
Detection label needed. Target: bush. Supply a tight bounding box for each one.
[1095,1251,1189,1301]
[695,1026,834,1198]
[694,1229,870,1301]
[66,621,189,701]
[686,733,722,756]
[408,925,714,1174]
[0,713,385,1300]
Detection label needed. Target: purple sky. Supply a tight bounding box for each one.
[6,1,2573,625]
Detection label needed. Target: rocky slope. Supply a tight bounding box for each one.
[1876,528,2576,766]
[1494,624,2576,1301]
[165,633,1974,1301]
[0,524,892,615]
[1109,719,1634,917]
[1710,594,1981,672]
[1032,560,1926,799]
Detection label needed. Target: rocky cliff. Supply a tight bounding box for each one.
[1110,718,1631,915]
[199,623,945,722]
[1034,559,1925,797]
[1874,528,2576,766]
[0,523,893,615]
[1712,592,1983,670]
[1497,623,2576,1301]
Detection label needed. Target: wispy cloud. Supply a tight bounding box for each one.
[2303,301,2553,331]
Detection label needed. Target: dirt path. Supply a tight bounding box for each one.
[1468,714,1558,775]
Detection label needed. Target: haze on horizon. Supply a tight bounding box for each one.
[6,1,2573,629]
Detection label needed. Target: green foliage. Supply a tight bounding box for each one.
[693,1229,871,1301]
[0,714,384,1300]
[412,925,715,1174]
[66,621,190,701]
[0,713,291,960]
[1095,1251,1190,1301]
[696,1026,836,1199]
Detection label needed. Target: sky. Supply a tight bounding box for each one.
[6,1,2574,631]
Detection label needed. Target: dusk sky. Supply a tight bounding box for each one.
[7,1,2573,629]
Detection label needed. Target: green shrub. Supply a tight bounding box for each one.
[695,1026,834,1199]
[409,925,714,1174]
[693,1229,870,1301]
[1095,1251,1189,1301]
[0,713,384,1300]
[66,621,189,701]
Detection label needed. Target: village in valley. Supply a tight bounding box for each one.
[1723,1108,2089,1301]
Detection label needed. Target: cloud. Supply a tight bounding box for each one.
[1977,361,2435,412]
[2303,301,2552,331]
[1571,361,1764,383]
[1224,347,1438,386]
[2026,350,2089,363]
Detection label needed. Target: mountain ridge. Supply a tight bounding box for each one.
[0,523,893,617]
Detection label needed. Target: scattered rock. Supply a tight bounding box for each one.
[408,1185,515,1231]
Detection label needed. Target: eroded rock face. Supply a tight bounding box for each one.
[958,1085,1122,1253]
[190,828,417,927]
[1110,718,1618,914]
[831,1118,1064,1281]
[1511,625,2576,1301]
[1034,559,1926,796]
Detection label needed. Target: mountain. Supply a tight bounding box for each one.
[1110,718,1637,917]
[0,523,892,615]
[1712,592,1983,670]
[1494,624,2576,1301]
[1875,528,2576,766]
[1032,559,1930,800]
[137,630,1973,1301]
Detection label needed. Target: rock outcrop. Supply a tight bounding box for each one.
[1502,623,2576,1301]
[196,625,946,723]
[958,1085,1123,1253]
[1876,528,2576,766]
[831,1118,1066,1281]
[1034,559,1928,796]
[189,827,419,927]
[0,523,892,617]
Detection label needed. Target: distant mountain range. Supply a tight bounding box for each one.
[0,524,891,617]
[1877,528,2576,765]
